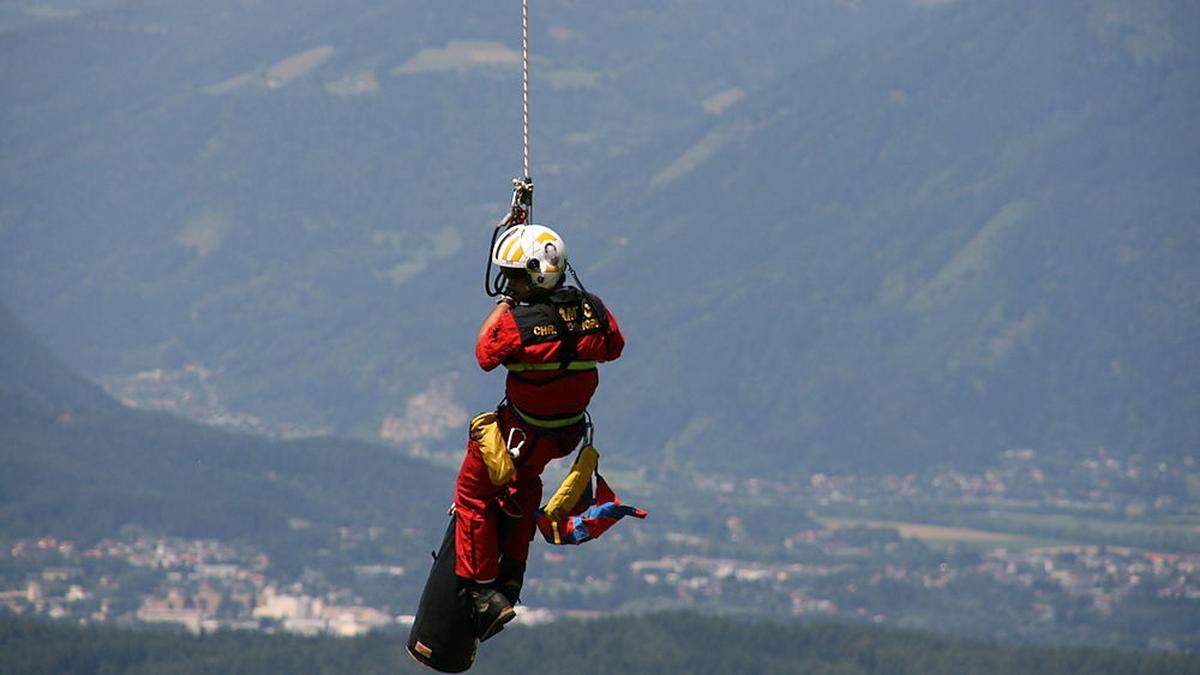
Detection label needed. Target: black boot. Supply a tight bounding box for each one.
[465,584,515,642]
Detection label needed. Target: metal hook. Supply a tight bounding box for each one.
[507,426,527,459]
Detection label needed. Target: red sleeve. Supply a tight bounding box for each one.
[601,306,625,361]
[475,310,522,371]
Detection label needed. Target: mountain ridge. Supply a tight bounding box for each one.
[2,1,1196,475]
[0,302,450,543]
[571,0,1200,472]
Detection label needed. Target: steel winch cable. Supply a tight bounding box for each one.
[521,0,531,184]
[485,0,535,297]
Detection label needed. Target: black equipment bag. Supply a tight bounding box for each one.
[406,517,477,672]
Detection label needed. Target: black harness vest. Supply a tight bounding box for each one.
[507,287,608,384]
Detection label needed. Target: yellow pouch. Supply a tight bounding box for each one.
[542,445,600,522]
[470,412,514,486]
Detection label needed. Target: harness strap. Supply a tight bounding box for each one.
[505,361,597,372]
[504,359,596,387]
[511,405,586,429]
[550,299,577,372]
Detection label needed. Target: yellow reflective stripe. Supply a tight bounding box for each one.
[551,520,562,544]
[499,235,518,258]
[536,232,557,243]
[504,360,597,372]
[512,406,585,429]
[501,236,521,260]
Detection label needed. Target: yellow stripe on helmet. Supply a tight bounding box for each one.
[501,235,521,260]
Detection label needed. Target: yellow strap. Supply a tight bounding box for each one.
[505,360,597,372]
[542,445,600,522]
[512,406,585,429]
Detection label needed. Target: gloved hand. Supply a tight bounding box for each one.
[495,484,524,519]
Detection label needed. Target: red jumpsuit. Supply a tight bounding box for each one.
[454,288,625,581]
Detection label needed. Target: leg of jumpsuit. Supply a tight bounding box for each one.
[453,410,584,581]
[453,437,504,582]
[499,408,585,565]
[502,475,543,562]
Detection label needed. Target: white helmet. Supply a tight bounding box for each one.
[491,224,568,290]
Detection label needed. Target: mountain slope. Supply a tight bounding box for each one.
[0,1,925,440]
[1,1,1196,475]
[0,303,450,542]
[0,304,118,422]
[572,0,1200,472]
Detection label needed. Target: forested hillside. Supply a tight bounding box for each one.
[0,0,921,446]
[5,302,1199,654]
[4,612,1198,675]
[0,303,449,547]
[2,2,1196,474]
[3,4,1198,666]
[0,304,118,422]
[578,0,1200,472]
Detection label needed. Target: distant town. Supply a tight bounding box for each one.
[2,446,1197,650]
[2,535,403,637]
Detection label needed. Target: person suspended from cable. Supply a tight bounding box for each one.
[407,4,643,671]
[462,217,627,624]
[407,190,642,672]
